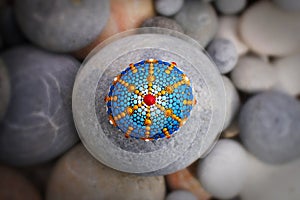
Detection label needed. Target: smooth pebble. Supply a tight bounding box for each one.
[0,59,10,121]
[166,190,197,200]
[155,0,184,16]
[197,139,248,199]
[231,55,277,93]
[46,144,166,200]
[141,16,184,33]
[239,91,300,164]
[175,0,218,47]
[216,16,249,56]
[14,0,110,52]
[240,1,300,56]
[273,53,300,96]
[272,0,300,12]
[215,0,247,14]
[0,46,79,166]
[207,38,238,74]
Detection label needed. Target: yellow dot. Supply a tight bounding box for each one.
[165,109,172,117]
[146,113,151,118]
[145,119,152,125]
[127,107,133,115]
[133,69,138,73]
[134,90,139,94]
[129,126,134,130]
[147,75,155,82]
[165,70,170,74]
[128,85,135,92]
[161,90,166,95]
[166,86,173,93]
[133,105,138,110]
[124,83,129,87]
[163,128,167,132]
[146,126,151,131]
[113,96,118,101]
[183,100,187,105]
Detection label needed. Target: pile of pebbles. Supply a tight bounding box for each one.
[0,0,299,199]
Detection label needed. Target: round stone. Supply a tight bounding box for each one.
[14,0,110,52]
[207,38,238,74]
[0,46,79,166]
[0,59,10,121]
[239,91,300,164]
[230,55,277,93]
[154,0,184,16]
[240,1,300,56]
[174,0,218,47]
[141,16,184,33]
[46,144,166,200]
[272,0,300,12]
[166,190,197,200]
[215,0,247,15]
[197,139,248,199]
[72,29,226,175]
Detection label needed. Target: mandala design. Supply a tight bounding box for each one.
[105,59,196,141]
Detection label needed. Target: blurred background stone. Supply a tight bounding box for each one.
[141,16,184,33]
[165,190,197,200]
[272,0,300,12]
[214,0,247,15]
[239,91,300,164]
[0,45,79,166]
[154,0,184,16]
[0,165,41,200]
[0,58,10,121]
[14,0,110,52]
[46,144,166,200]
[197,139,248,199]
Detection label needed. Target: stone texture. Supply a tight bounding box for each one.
[14,0,110,52]
[141,16,184,33]
[230,55,277,93]
[240,1,300,56]
[46,144,166,200]
[174,0,218,47]
[0,59,10,121]
[215,0,247,14]
[239,91,300,164]
[166,190,197,200]
[0,45,79,166]
[155,0,184,16]
[272,0,300,12]
[0,165,41,200]
[197,139,248,199]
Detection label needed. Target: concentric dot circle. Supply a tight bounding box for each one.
[105,59,196,141]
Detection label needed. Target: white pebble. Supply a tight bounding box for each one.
[230,55,277,93]
[215,0,247,15]
[166,190,197,200]
[197,139,248,199]
[155,0,184,16]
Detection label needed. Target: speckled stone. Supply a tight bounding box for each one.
[72,29,226,175]
[215,0,247,14]
[207,38,238,74]
[174,0,218,47]
[240,1,300,56]
[0,46,79,166]
[141,16,184,33]
[273,0,300,12]
[0,165,41,200]
[0,59,10,121]
[14,0,110,52]
[273,53,300,96]
[239,91,300,164]
[155,0,184,16]
[241,154,300,200]
[46,144,166,200]
[74,0,155,59]
[222,76,240,130]
[197,139,248,199]
[230,55,277,93]
[166,190,197,200]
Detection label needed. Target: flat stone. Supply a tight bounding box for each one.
[141,16,184,33]
[46,144,166,200]
[197,139,248,199]
[215,0,247,14]
[155,0,184,16]
[230,55,277,93]
[14,0,110,52]
[0,46,80,166]
[174,0,218,47]
[239,91,300,164]
[240,1,300,56]
[0,59,10,121]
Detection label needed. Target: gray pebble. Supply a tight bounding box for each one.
[141,16,184,33]
[272,0,300,11]
[0,45,80,166]
[215,0,247,14]
[155,0,184,16]
[166,190,197,200]
[207,38,238,74]
[0,59,10,121]
[174,0,218,47]
[239,91,300,164]
[14,0,110,52]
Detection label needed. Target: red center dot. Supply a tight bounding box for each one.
[144,94,156,106]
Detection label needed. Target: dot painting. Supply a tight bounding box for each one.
[105,59,196,141]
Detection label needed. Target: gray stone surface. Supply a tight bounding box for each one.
[174,0,218,47]
[155,0,184,16]
[46,144,166,200]
[0,45,80,166]
[141,16,184,33]
[72,28,225,175]
[0,59,10,121]
[273,0,300,11]
[239,91,300,164]
[207,38,238,74]
[14,0,110,52]
[166,190,197,200]
[215,0,247,14]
